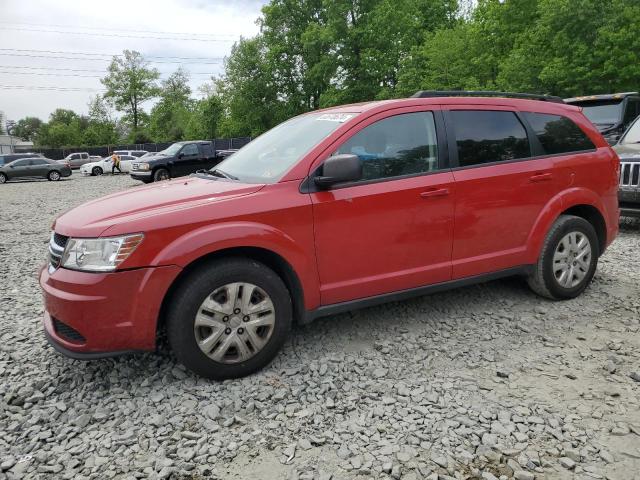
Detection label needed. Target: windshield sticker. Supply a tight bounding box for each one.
[317,113,355,123]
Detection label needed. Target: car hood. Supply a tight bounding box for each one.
[54,176,265,237]
[613,143,640,160]
[81,160,105,169]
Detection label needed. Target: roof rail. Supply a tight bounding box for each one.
[410,90,565,103]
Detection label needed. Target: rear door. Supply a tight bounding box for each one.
[310,108,455,305]
[29,158,50,177]
[445,107,560,279]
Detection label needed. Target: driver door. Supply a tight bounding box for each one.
[310,109,455,305]
[173,144,199,176]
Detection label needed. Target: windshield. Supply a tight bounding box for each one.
[213,112,355,183]
[159,143,183,156]
[621,117,640,144]
[576,101,623,125]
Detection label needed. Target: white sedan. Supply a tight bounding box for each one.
[79,155,137,176]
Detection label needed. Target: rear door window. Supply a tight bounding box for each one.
[451,110,531,167]
[30,159,47,165]
[521,112,595,155]
[181,144,198,157]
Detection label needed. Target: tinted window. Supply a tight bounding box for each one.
[121,155,135,160]
[452,111,530,167]
[12,159,30,167]
[576,101,622,125]
[623,100,639,126]
[181,144,198,156]
[30,159,47,165]
[336,112,439,181]
[201,143,214,156]
[522,112,595,155]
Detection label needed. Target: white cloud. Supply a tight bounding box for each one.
[0,0,265,122]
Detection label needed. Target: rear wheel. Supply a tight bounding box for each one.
[154,168,170,182]
[527,215,598,300]
[0,173,6,184]
[92,167,103,176]
[166,258,292,380]
[48,170,61,181]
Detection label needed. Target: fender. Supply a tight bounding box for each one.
[525,187,607,264]
[150,221,321,309]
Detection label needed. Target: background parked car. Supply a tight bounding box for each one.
[0,152,43,166]
[113,149,148,158]
[565,92,640,145]
[79,155,137,176]
[0,157,71,183]
[614,115,640,218]
[63,152,91,169]
[129,141,221,183]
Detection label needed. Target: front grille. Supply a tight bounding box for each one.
[52,318,86,344]
[49,232,68,269]
[620,162,640,188]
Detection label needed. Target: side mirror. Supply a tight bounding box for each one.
[178,153,185,159]
[314,154,362,189]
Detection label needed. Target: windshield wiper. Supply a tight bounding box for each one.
[195,168,239,180]
[210,168,238,180]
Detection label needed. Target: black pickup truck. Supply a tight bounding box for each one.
[130,141,228,183]
[614,116,640,218]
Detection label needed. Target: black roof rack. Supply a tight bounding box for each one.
[410,90,565,103]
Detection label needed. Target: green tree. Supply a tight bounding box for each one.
[83,95,119,145]
[149,68,193,141]
[101,50,160,136]
[12,117,43,142]
[217,37,284,137]
[185,91,224,140]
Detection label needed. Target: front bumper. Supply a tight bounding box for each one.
[40,264,181,357]
[130,171,152,180]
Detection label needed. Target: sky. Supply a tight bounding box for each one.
[0,0,266,124]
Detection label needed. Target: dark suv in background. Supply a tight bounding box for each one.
[0,152,43,166]
[614,115,640,217]
[565,92,640,144]
[130,141,224,183]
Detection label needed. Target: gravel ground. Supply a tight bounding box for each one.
[1,173,639,480]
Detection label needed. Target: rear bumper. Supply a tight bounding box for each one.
[39,264,181,356]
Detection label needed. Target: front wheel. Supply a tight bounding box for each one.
[48,170,61,181]
[0,173,6,184]
[92,167,103,176]
[166,258,292,380]
[528,215,599,300]
[153,168,170,182]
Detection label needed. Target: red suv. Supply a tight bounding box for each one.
[40,92,620,379]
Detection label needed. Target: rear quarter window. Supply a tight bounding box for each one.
[522,112,595,155]
[451,110,531,167]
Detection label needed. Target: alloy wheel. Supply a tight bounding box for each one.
[552,231,592,288]
[193,282,276,364]
[49,171,60,181]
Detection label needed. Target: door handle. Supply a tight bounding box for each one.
[529,172,553,183]
[420,188,449,198]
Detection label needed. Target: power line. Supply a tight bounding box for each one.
[0,52,223,65]
[0,65,220,75]
[0,21,238,39]
[0,26,236,42]
[0,48,225,61]
[0,69,217,78]
[0,84,106,92]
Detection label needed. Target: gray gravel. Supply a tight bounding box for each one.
[1,173,639,480]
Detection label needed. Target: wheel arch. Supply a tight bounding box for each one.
[156,246,307,344]
[527,188,609,262]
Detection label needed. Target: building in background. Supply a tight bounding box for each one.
[0,135,34,154]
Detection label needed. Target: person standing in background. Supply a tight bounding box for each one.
[111,152,122,174]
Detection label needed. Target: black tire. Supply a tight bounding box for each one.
[0,173,6,184]
[140,178,153,184]
[166,258,292,380]
[92,167,103,176]
[527,215,599,300]
[153,168,170,182]
[48,170,61,181]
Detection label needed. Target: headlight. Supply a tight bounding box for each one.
[61,234,144,272]
[138,163,150,171]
